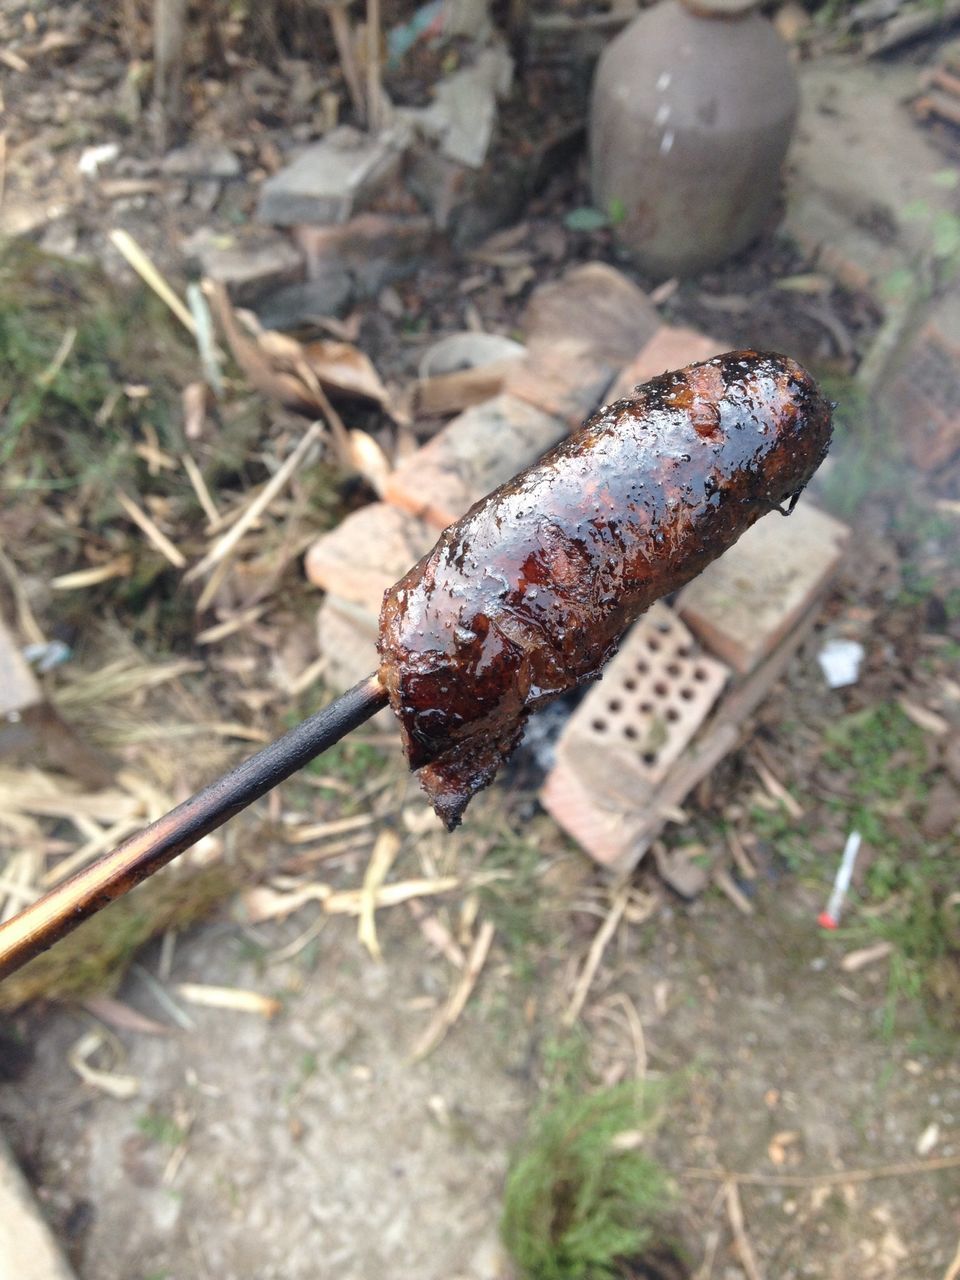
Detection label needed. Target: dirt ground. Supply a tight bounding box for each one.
[1,4,959,1280]
[2,826,959,1280]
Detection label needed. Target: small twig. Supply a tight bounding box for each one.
[184,421,324,582]
[712,866,754,916]
[943,1234,960,1280]
[683,1152,960,1187]
[724,1181,764,1280]
[752,757,802,819]
[357,828,401,960]
[180,452,221,526]
[35,326,76,388]
[366,0,383,131]
[0,542,46,645]
[726,829,757,880]
[324,1,365,120]
[108,229,196,334]
[116,489,187,569]
[195,606,267,646]
[410,918,495,1060]
[563,884,629,1027]
[606,991,647,1080]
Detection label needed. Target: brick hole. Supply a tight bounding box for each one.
[676,645,692,658]
[624,678,637,691]
[642,751,657,765]
[679,687,694,701]
[647,636,660,652]
[666,662,681,676]
[653,681,669,697]
[693,667,708,682]
[656,619,671,633]
[636,660,649,675]
[592,719,607,733]
[665,707,680,722]
[608,699,623,713]
[639,701,653,713]
[624,725,638,741]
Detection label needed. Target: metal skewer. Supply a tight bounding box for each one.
[0,674,387,981]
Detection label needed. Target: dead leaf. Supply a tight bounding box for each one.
[301,339,390,408]
[82,995,173,1036]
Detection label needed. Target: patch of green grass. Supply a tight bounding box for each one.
[501,1080,674,1280]
[0,241,190,503]
[822,704,957,1029]
[138,1111,187,1148]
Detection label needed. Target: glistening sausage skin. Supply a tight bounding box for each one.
[378,350,834,828]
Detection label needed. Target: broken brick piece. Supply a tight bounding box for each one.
[383,394,568,529]
[677,502,850,675]
[304,503,435,616]
[256,126,406,226]
[606,326,722,403]
[504,262,660,424]
[293,213,434,300]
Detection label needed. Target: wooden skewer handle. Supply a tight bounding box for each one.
[0,674,388,981]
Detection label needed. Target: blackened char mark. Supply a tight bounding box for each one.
[378,350,833,828]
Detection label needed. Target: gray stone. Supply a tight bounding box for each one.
[256,126,407,227]
[180,227,304,304]
[0,1131,77,1280]
[161,141,241,179]
[398,47,513,171]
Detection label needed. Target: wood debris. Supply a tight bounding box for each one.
[68,1029,140,1099]
[175,982,282,1018]
[409,918,495,1061]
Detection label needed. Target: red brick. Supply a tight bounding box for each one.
[504,262,659,424]
[541,606,729,869]
[304,502,435,615]
[383,393,567,529]
[606,326,722,402]
[677,502,850,675]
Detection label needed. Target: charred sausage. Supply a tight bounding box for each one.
[378,350,833,828]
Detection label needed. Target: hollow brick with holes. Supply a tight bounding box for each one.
[541,604,730,868]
